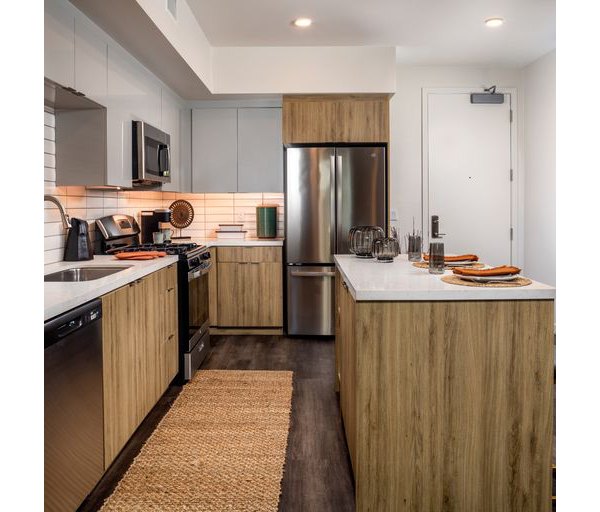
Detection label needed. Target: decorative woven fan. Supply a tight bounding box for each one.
[169,200,194,239]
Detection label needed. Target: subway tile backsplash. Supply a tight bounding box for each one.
[44,111,284,265]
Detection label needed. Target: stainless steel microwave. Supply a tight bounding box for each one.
[132,121,171,186]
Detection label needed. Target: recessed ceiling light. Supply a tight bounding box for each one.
[484,17,505,28]
[292,17,312,28]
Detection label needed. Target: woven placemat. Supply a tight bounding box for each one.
[412,261,485,269]
[441,275,532,287]
[101,370,293,512]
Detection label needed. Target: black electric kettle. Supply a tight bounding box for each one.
[64,218,94,261]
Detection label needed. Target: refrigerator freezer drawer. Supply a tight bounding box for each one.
[287,266,335,336]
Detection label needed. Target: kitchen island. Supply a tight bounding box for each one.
[334,255,555,512]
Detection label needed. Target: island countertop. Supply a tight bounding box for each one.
[334,254,555,301]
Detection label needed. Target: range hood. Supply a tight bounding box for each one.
[44,78,105,111]
[45,78,111,189]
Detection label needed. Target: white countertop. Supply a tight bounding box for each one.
[191,237,284,247]
[44,255,179,321]
[334,254,555,302]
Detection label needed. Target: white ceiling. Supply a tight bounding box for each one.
[187,0,555,67]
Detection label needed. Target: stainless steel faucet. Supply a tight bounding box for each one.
[44,195,71,230]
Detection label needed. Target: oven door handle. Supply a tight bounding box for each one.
[188,265,211,282]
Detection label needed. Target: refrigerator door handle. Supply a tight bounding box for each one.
[290,270,336,278]
[335,153,343,253]
[330,153,336,257]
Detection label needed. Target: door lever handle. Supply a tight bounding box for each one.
[431,215,446,238]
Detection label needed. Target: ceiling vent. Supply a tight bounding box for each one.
[167,0,177,20]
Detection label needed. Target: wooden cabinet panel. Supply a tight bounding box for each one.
[217,262,244,326]
[336,98,389,143]
[340,298,554,511]
[45,0,75,88]
[161,265,179,390]
[102,282,138,467]
[102,266,178,468]
[283,94,390,144]
[253,262,283,327]
[208,248,218,326]
[282,98,337,144]
[237,108,283,192]
[218,246,282,263]
[192,108,238,193]
[217,259,282,327]
[338,275,357,471]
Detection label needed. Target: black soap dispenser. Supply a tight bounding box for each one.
[64,218,94,261]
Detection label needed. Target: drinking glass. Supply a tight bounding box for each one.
[428,242,445,274]
[152,231,165,244]
[407,234,422,262]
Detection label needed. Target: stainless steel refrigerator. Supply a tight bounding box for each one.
[285,145,387,335]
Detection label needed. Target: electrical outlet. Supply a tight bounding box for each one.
[390,209,398,221]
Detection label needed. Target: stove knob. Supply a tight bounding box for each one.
[201,252,211,260]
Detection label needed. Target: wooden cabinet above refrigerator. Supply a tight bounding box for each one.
[282,94,390,144]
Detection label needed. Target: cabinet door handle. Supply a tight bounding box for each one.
[167,287,175,292]
[342,281,348,290]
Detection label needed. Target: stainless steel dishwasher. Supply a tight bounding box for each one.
[44,299,104,512]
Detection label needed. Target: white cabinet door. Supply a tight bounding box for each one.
[192,109,238,193]
[179,108,192,193]
[74,13,107,103]
[237,108,283,192]
[45,0,75,88]
[161,89,181,192]
[106,43,162,187]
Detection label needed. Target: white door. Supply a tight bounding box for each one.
[425,91,512,266]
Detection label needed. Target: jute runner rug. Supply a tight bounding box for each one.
[101,370,293,511]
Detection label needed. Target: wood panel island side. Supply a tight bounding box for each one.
[334,255,555,512]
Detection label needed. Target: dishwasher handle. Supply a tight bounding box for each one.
[45,299,103,349]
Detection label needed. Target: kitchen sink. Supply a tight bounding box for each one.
[44,266,132,282]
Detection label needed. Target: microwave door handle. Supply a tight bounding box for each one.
[158,144,170,176]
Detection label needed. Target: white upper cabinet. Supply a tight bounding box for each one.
[192,107,283,193]
[237,108,283,192]
[106,43,161,187]
[45,0,75,88]
[179,109,192,193]
[74,13,107,102]
[192,108,238,193]
[161,89,188,192]
[46,0,191,191]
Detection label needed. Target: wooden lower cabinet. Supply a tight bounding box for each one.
[336,272,357,471]
[102,264,178,468]
[335,282,554,511]
[216,246,283,328]
[208,247,218,326]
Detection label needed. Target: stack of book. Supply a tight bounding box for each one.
[215,223,247,239]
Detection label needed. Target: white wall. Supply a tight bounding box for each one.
[212,46,396,94]
[522,50,556,285]
[135,0,213,90]
[389,65,524,265]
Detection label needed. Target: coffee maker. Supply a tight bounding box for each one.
[140,209,172,243]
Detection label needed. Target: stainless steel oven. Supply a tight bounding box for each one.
[132,121,171,186]
[179,246,212,380]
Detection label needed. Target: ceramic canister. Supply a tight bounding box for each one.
[256,205,277,238]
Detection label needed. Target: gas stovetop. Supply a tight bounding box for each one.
[116,242,205,257]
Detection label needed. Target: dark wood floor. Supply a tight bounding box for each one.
[78,335,355,512]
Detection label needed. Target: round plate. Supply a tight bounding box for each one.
[458,274,521,283]
[169,200,194,229]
